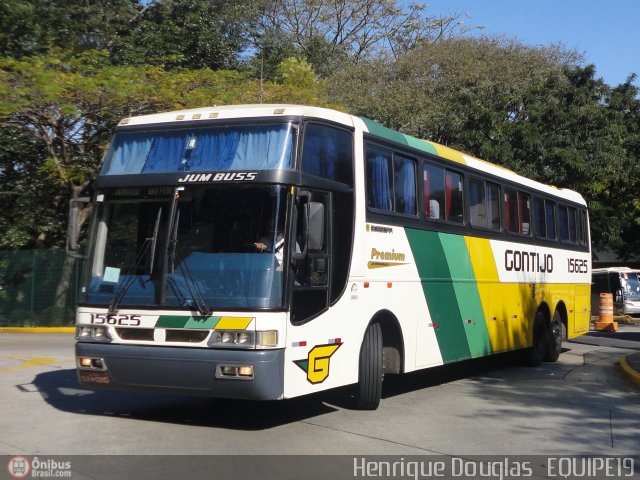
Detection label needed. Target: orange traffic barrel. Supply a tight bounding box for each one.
[595,293,618,332]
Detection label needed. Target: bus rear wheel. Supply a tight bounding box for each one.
[525,312,548,367]
[356,322,383,410]
[546,311,564,362]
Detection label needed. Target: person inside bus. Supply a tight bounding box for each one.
[254,215,286,266]
[254,215,301,268]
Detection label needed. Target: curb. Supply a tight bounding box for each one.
[619,355,640,387]
[0,327,75,333]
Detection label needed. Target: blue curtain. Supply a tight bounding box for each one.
[102,133,153,175]
[302,133,322,176]
[104,125,294,175]
[142,133,187,173]
[369,154,391,210]
[231,125,293,170]
[187,130,240,171]
[398,160,415,214]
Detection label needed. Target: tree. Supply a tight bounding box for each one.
[0,0,140,57]
[327,37,640,256]
[110,0,260,70]
[255,0,477,77]
[0,127,62,249]
[0,49,334,247]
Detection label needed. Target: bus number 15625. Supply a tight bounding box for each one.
[89,313,142,326]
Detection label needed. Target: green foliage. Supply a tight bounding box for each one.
[0,49,334,248]
[0,0,140,56]
[0,1,639,259]
[328,37,640,255]
[110,0,260,70]
[0,128,65,249]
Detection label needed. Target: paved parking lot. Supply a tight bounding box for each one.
[1,329,639,458]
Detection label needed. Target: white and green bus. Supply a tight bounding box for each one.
[71,105,591,409]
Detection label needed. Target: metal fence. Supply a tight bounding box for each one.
[0,249,81,326]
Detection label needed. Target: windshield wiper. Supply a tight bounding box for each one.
[167,209,211,317]
[108,207,162,313]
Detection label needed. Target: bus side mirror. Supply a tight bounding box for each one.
[67,197,91,259]
[293,192,324,260]
[307,202,324,251]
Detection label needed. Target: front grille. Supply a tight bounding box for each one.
[116,328,154,341]
[165,329,209,343]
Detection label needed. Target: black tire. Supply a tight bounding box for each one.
[525,312,548,367]
[356,322,383,410]
[546,311,564,362]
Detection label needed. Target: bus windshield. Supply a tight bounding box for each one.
[81,186,289,310]
[621,272,640,301]
[100,123,296,175]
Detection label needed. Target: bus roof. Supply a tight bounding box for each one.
[117,104,586,206]
[592,267,640,274]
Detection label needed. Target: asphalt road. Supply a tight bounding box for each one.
[1,327,639,461]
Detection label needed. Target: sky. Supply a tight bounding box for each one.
[421,0,639,86]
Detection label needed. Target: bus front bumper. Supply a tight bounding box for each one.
[75,342,284,400]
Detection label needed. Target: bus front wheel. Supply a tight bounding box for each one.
[356,322,383,410]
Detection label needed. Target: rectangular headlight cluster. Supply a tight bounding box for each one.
[77,357,107,370]
[216,365,254,379]
[208,330,278,349]
[76,326,112,342]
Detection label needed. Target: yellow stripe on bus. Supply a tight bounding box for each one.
[466,237,530,353]
[429,143,467,165]
[214,317,253,330]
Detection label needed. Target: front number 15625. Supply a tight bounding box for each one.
[90,313,141,326]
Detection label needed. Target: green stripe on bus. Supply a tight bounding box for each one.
[361,118,438,156]
[406,228,471,362]
[155,316,220,329]
[439,234,492,358]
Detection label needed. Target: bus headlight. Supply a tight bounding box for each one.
[76,326,112,342]
[208,330,278,348]
[209,330,255,348]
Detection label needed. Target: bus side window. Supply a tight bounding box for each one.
[505,190,530,235]
[534,197,546,238]
[366,146,393,211]
[469,178,486,228]
[470,178,500,230]
[301,123,354,186]
[519,193,531,235]
[578,210,588,246]
[424,164,444,220]
[423,163,463,223]
[545,200,556,240]
[393,155,416,215]
[445,171,464,223]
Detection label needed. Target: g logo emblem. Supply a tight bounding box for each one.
[294,343,342,384]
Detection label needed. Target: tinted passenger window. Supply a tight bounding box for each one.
[424,163,463,223]
[393,155,417,215]
[558,205,578,244]
[470,178,500,230]
[301,123,353,186]
[505,189,530,235]
[367,146,393,211]
[535,198,557,240]
[366,146,416,215]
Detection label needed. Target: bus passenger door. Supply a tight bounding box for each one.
[291,191,330,323]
